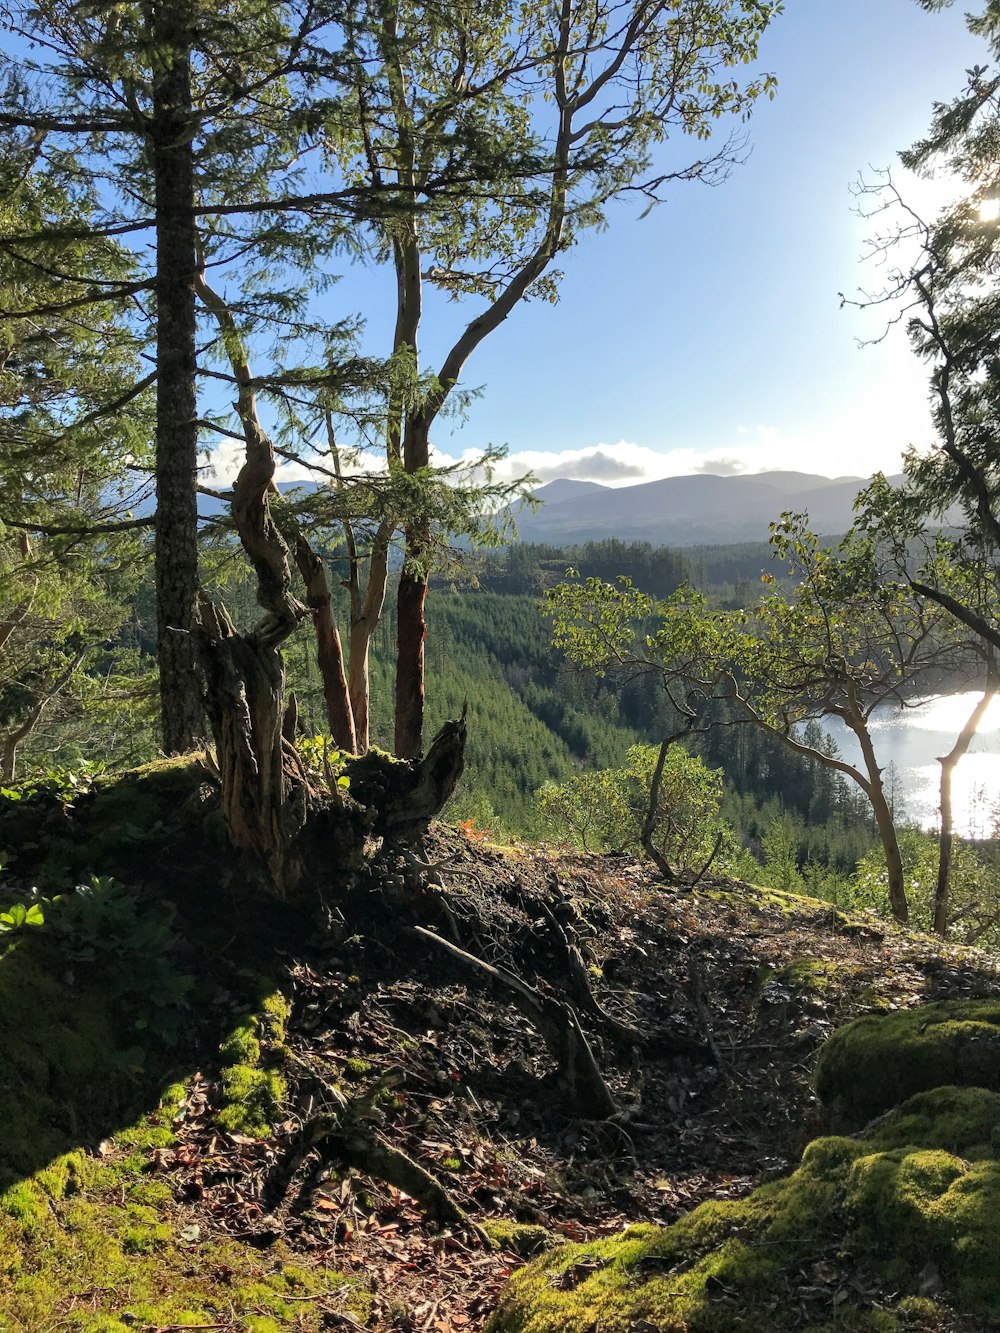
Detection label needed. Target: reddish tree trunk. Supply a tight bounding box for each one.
[293,535,357,754]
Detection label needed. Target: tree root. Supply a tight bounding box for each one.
[535,895,643,1050]
[414,925,617,1120]
[270,1058,489,1244]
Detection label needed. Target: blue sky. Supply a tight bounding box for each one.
[318,0,986,490]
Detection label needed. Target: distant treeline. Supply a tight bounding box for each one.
[455,538,785,603]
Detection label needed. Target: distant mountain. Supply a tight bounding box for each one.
[514,470,894,547]
[531,479,609,503]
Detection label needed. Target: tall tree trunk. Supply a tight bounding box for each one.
[348,621,374,753]
[394,536,428,759]
[855,718,908,924]
[292,535,357,754]
[933,682,997,937]
[395,414,429,759]
[151,0,203,754]
[345,523,391,755]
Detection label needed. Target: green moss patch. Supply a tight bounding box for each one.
[488,1086,1000,1333]
[216,989,290,1137]
[815,1000,1000,1132]
[0,755,209,886]
[0,1087,366,1331]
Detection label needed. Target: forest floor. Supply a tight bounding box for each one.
[5,796,1000,1332]
[143,831,1000,1332]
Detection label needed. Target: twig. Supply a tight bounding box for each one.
[686,953,732,1086]
[686,830,724,889]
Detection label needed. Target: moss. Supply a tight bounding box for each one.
[0,1079,368,1331]
[0,929,151,1188]
[815,1000,1000,1131]
[488,1087,1000,1333]
[344,1055,374,1080]
[215,990,291,1137]
[776,958,850,994]
[482,1219,559,1257]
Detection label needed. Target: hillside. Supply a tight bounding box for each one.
[3,767,1000,1331]
[517,471,883,546]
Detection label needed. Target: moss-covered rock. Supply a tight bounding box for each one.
[815,1000,1000,1132]
[487,1086,1000,1333]
[215,989,291,1136]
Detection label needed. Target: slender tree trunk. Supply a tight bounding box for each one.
[346,526,391,754]
[151,0,203,753]
[395,538,428,758]
[348,622,374,753]
[855,719,908,924]
[292,535,357,754]
[395,415,429,759]
[933,683,997,937]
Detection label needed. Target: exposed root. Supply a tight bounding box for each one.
[535,893,643,1050]
[413,925,617,1120]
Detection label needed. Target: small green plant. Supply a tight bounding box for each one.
[0,876,194,1046]
[0,901,45,935]
[294,734,350,794]
[0,762,104,807]
[537,743,729,878]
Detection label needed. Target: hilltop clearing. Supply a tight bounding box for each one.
[2,766,1000,1331]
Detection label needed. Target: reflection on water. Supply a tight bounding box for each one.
[818,692,1000,840]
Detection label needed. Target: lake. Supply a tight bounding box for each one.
[818,692,1000,839]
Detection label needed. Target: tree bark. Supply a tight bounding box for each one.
[854,717,908,924]
[196,596,313,895]
[933,682,997,937]
[292,534,357,754]
[394,530,428,759]
[151,0,203,753]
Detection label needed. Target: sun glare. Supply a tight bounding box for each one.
[979,196,1000,222]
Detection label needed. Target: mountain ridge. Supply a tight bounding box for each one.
[519,468,896,546]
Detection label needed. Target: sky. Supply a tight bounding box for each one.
[279,0,986,493]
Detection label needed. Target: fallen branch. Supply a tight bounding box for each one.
[536,896,643,1049]
[414,925,617,1119]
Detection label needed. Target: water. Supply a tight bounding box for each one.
[817,692,1000,839]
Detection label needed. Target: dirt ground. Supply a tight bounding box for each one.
[152,830,1000,1331]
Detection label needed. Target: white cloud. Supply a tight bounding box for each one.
[440,418,910,491]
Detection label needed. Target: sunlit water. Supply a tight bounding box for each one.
[817,692,1000,839]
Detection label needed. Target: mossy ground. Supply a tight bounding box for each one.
[488,1086,1000,1333]
[0,759,367,1330]
[0,1083,366,1331]
[6,768,1000,1332]
[0,933,366,1331]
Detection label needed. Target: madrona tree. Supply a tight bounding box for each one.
[328,0,781,758]
[841,0,1000,930]
[177,0,785,892]
[544,514,967,923]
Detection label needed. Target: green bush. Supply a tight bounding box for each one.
[537,743,730,877]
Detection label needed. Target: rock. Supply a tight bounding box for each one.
[814,999,1000,1132]
[487,1086,1000,1332]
